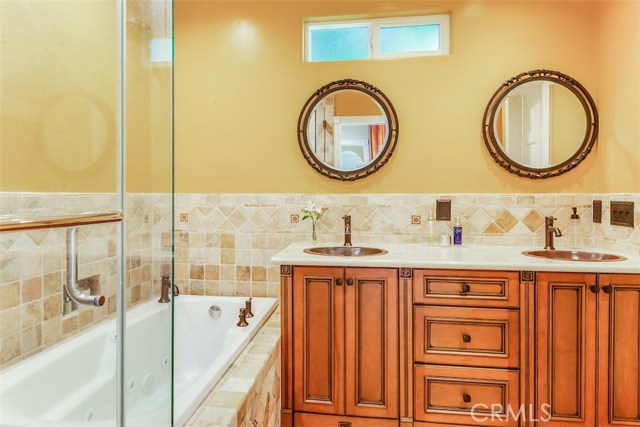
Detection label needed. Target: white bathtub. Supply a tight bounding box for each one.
[0,295,277,427]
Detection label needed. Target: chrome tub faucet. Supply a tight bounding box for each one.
[544,216,562,250]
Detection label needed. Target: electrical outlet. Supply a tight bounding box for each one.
[610,201,634,227]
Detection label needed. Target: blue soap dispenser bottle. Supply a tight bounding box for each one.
[453,217,462,245]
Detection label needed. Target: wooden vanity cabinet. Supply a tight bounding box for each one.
[536,272,640,427]
[288,266,399,425]
[281,264,640,427]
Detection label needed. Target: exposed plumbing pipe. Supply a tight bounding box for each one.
[66,227,105,307]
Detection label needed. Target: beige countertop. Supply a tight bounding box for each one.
[271,242,640,274]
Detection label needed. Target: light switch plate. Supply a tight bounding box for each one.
[592,200,602,223]
[436,199,451,221]
[610,201,634,227]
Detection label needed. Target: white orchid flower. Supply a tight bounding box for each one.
[301,200,324,220]
[301,201,325,242]
[304,200,316,212]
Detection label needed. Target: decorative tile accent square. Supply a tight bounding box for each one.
[411,215,421,225]
[179,212,189,222]
[290,214,299,224]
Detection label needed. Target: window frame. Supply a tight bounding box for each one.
[304,14,450,62]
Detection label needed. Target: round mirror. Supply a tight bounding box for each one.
[298,79,399,181]
[482,70,598,179]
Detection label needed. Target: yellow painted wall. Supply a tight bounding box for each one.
[3,1,637,194]
[596,0,640,193]
[175,0,620,194]
[0,0,117,193]
[0,0,172,194]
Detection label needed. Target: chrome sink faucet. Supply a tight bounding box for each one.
[544,216,562,250]
[343,215,352,246]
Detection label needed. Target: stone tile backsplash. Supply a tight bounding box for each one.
[1,191,638,369]
[0,193,168,370]
[170,193,639,298]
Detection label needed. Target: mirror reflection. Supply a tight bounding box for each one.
[493,81,586,169]
[306,90,388,171]
[482,69,597,179]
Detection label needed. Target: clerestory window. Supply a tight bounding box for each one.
[305,14,450,62]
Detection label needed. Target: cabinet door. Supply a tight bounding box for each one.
[536,272,596,427]
[293,266,345,415]
[598,274,640,427]
[344,268,399,419]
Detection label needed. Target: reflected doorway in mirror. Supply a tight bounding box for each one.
[298,79,399,181]
[482,69,598,179]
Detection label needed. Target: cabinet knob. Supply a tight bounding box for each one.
[463,393,472,403]
[589,285,600,294]
[336,278,343,286]
[346,278,354,286]
[462,334,472,343]
[461,283,471,293]
[603,285,613,294]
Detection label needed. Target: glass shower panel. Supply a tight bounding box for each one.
[0,0,175,426]
[0,0,120,426]
[124,0,174,426]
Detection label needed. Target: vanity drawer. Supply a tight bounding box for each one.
[293,412,398,427]
[414,365,519,426]
[413,269,520,308]
[414,306,520,368]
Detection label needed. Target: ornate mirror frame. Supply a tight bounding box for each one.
[297,79,399,181]
[482,69,598,179]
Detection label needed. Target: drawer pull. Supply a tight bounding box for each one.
[336,278,343,286]
[463,393,472,403]
[338,423,351,427]
[589,285,600,294]
[346,278,354,286]
[462,334,472,343]
[461,283,471,293]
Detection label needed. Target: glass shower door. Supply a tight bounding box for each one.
[0,0,174,425]
[0,1,121,425]
[123,0,174,425]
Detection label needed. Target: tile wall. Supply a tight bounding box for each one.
[1,192,638,369]
[172,193,640,297]
[0,193,170,370]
